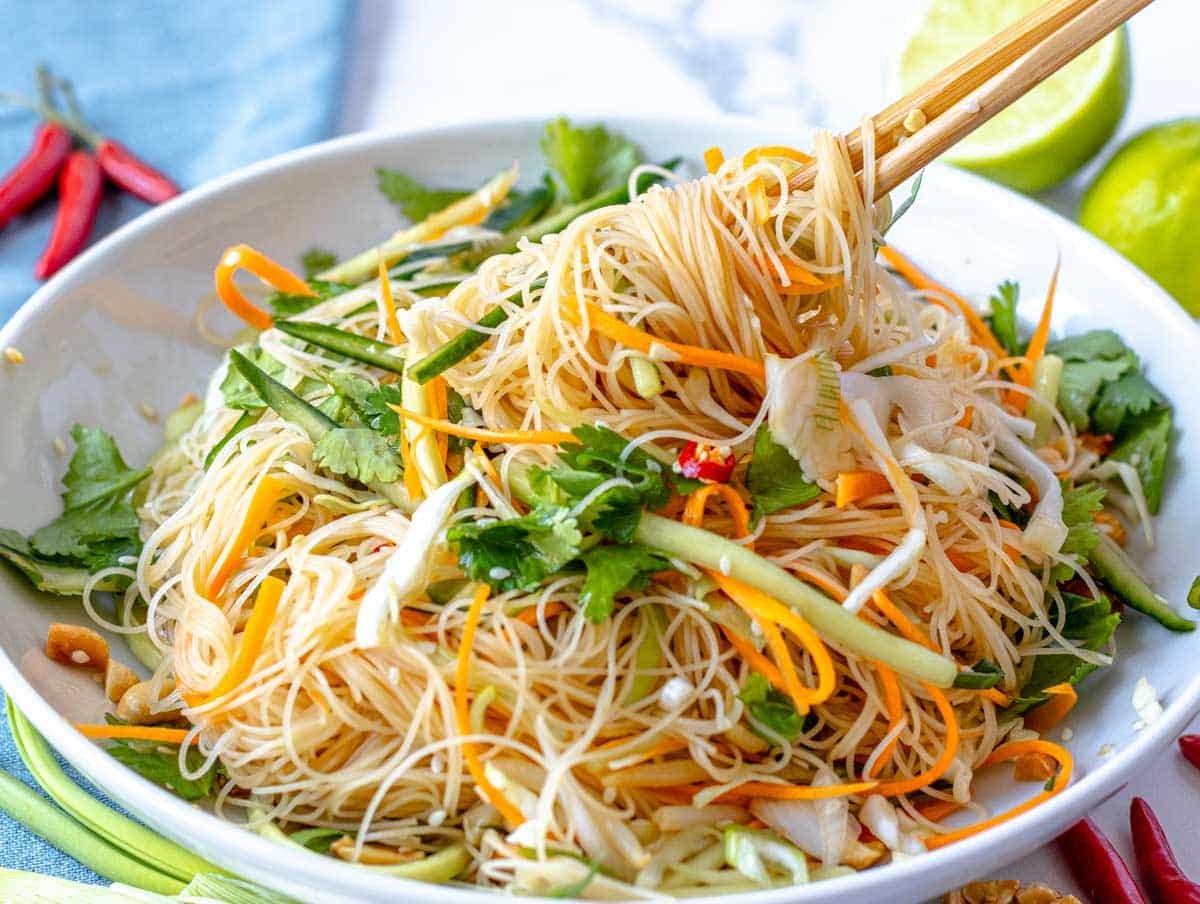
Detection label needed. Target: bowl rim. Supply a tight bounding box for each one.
[2,112,1199,903]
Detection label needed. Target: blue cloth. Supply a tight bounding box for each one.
[0,0,352,885]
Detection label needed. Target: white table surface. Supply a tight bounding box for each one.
[340,1,1200,896]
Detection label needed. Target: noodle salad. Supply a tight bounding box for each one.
[2,118,1192,898]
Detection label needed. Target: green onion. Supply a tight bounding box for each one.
[633,513,958,686]
[204,410,259,470]
[0,869,172,902]
[1029,353,1063,447]
[7,702,218,885]
[180,873,298,903]
[1088,532,1195,632]
[952,660,1003,689]
[273,321,405,374]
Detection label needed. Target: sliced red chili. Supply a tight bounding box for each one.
[677,441,736,483]
[34,150,103,279]
[0,122,72,230]
[1056,818,1146,904]
[1130,797,1200,904]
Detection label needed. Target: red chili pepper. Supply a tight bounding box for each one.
[34,150,103,279]
[677,441,736,483]
[1056,818,1147,904]
[1180,735,1200,771]
[95,139,178,205]
[1130,797,1200,904]
[0,122,72,230]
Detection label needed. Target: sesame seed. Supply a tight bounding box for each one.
[3,347,24,365]
[1098,743,1114,757]
[52,438,67,455]
[70,650,91,665]
[139,403,159,421]
[1060,728,1074,741]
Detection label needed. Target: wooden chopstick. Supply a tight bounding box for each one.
[786,0,1151,198]
[872,0,1151,197]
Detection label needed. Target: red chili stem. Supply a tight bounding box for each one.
[0,122,72,230]
[1056,818,1147,904]
[34,150,103,279]
[1180,735,1200,771]
[1130,798,1200,904]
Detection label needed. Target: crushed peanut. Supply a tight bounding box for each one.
[946,881,1080,904]
[1014,752,1059,782]
[52,437,67,455]
[46,623,109,672]
[330,837,423,865]
[104,659,139,703]
[139,402,159,421]
[3,347,24,365]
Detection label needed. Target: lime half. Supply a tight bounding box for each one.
[1080,120,1200,315]
[895,0,1131,193]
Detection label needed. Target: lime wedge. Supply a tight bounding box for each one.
[1080,120,1200,315]
[895,0,1130,193]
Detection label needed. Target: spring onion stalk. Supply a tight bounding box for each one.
[407,279,546,384]
[633,514,958,686]
[179,873,298,903]
[0,869,172,902]
[723,826,808,886]
[0,545,127,595]
[629,357,664,399]
[624,604,667,704]
[273,321,405,374]
[228,351,409,510]
[203,410,258,470]
[317,166,519,285]
[1088,533,1195,632]
[7,702,219,884]
[1029,353,1063,448]
[0,765,184,894]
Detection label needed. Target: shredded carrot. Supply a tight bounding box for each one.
[879,246,1005,360]
[682,483,752,541]
[871,588,935,651]
[377,258,404,345]
[703,146,725,174]
[76,725,191,744]
[917,798,965,823]
[788,564,850,602]
[980,687,1012,707]
[869,663,904,779]
[777,275,842,296]
[214,244,314,332]
[758,616,813,715]
[957,406,973,429]
[748,178,769,224]
[721,625,787,692]
[1094,510,1126,546]
[1007,259,1060,411]
[399,607,432,628]
[719,779,878,801]
[924,740,1073,849]
[455,584,524,827]
[606,738,690,769]
[514,600,567,627]
[564,299,766,381]
[429,376,449,464]
[398,420,423,502]
[205,475,288,600]
[388,406,575,446]
[742,145,814,167]
[872,683,960,797]
[1022,682,1077,734]
[835,470,893,508]
[773,258,840,296]
[205,576,286,703]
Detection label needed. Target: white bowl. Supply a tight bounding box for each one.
[1,116,1198,904]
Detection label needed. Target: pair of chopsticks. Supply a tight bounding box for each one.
[789,0,1154,199]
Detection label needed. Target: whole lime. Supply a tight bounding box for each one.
[895,0,1130,193]
[1080,120,1200,315]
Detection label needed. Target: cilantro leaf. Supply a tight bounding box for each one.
[540,118,641,204]
[326,372,403,437]
[1046,330,1132,362]
[558,425,697,503]
[1011,591,1121,714]
[1091,371,1168,437]
[312,428,402,484]
[1060,481,1105,560]
[300,247,337,278]
[987,280,1023,357]
[1056,357,1134,431]
[738,673,808,743]
[746,424,820,525]
[267,279,352,318]
[448,505,583,593]
[220,346,287,410]
[60,425,151,512]
[579,545,669,623]
[102,717,216,801]
[1110,408,1171,514]
[31,506,141,561]
[289,828,343,853]
[376,169,469,222]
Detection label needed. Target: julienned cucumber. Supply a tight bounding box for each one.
[273,321,405,375]
[1088,532,1195,632]
[633,513,959,687]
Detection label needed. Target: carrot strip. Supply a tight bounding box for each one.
[1006,259,1060,411]
[514,601,567,627]
[455,584,524,827]
[835,470,893,508]
[719,780,878,801]
[606,738,689,769]
[703,147,725,174]
[923,740,1073,849]
[758,617,813,715]
[721,625,787,693]
[917,798,965,823]
[398,419,423,502]
[879,246,1005,359]
[682,483,752,542]
[214,244,314,332]
[205,576,286,704]
[388,406,574,446]
[429,376,449,464]
[872,683,960,797]
[748,178,769,224]
[980,687,1012,707]
[377,258,404,345]
[76,725,191,744]
[788,564,850,602]
[742,145,814,167]
[870,588,935,651]
[565,299,766,381]
[870,663,905,779]
[205,475,288,600]
[1022,682,1077,734]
